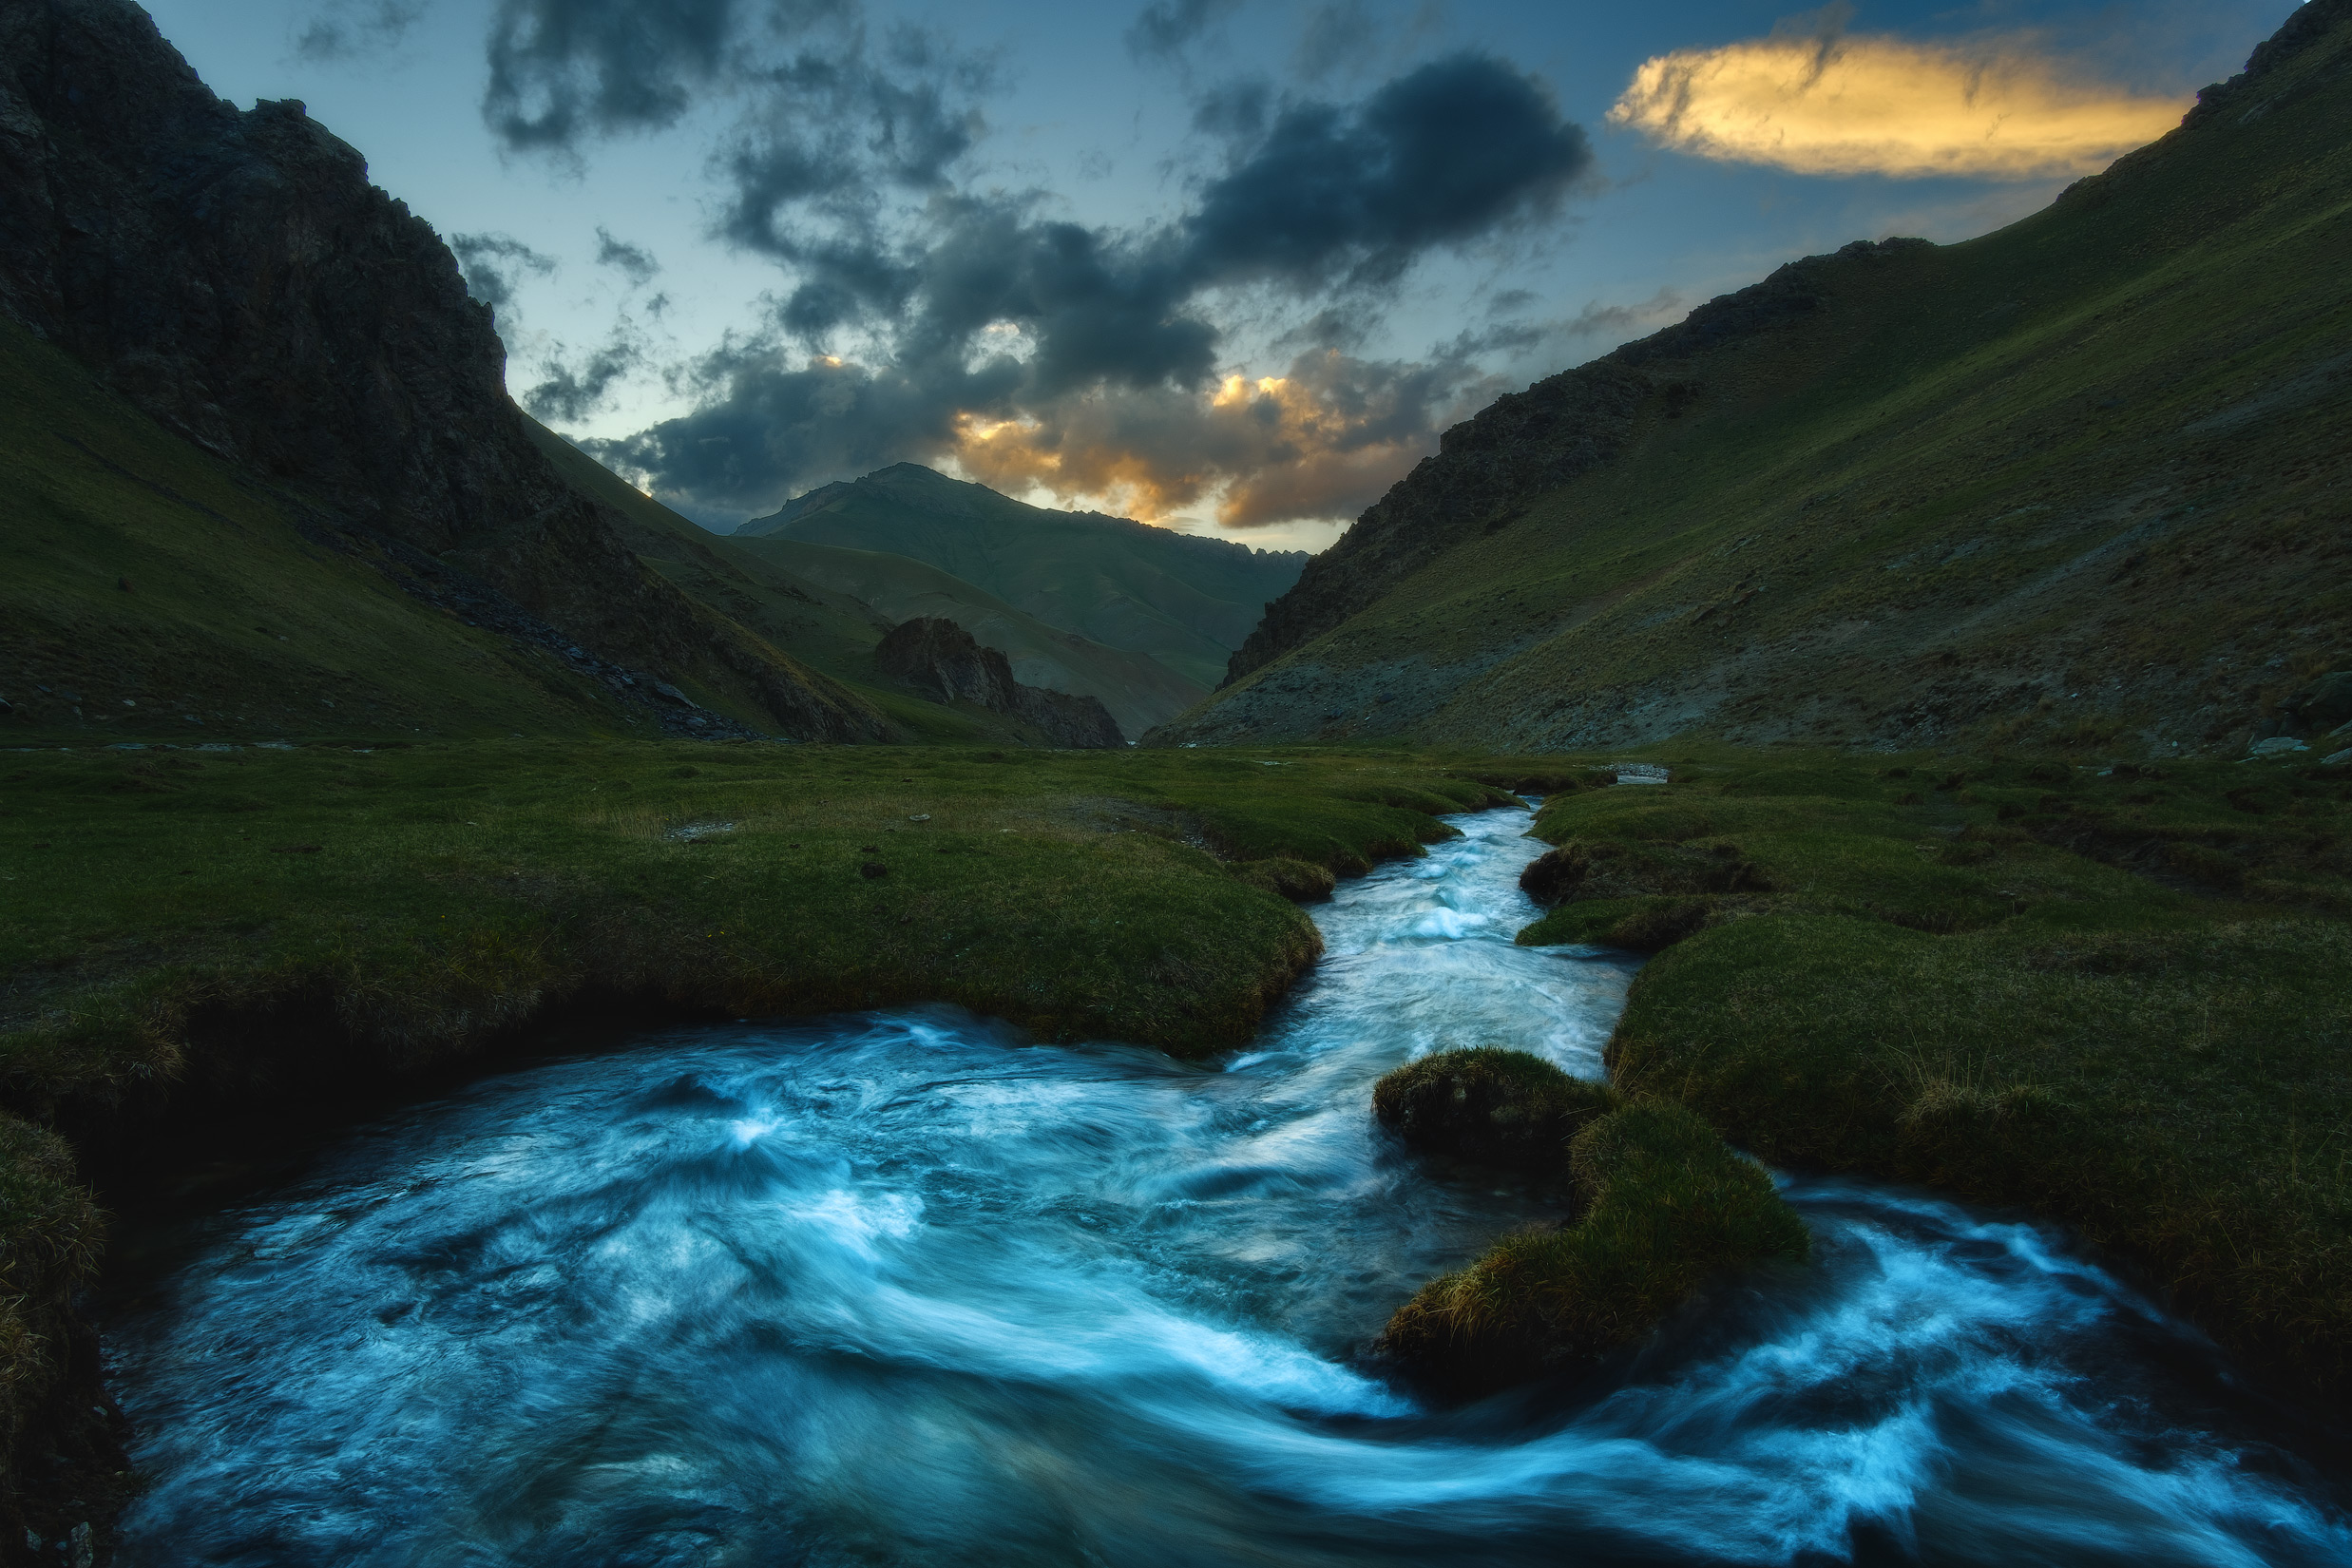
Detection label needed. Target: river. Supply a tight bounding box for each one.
[104,805,2351,1564]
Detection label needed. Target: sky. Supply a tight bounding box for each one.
[143,0,2300,549]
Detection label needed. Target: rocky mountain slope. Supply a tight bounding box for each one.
[723,535,1205,739]
[0,0,884,742]
[739,465,1307,692]
[870,619,1124,747]
[1162,0,2352,759]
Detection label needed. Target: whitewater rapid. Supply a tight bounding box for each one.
[105,806,2350,1565]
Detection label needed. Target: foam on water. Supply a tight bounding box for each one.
[105,808,2351,1565]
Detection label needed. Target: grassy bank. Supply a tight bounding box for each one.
[1515,748,2352,1393]
[0,737,1518,1541]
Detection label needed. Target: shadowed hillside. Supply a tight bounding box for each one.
[0,0,887,743]
[738,464,1307,692]
[1161,0,2352,758]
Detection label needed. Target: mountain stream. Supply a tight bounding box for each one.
[105,806,2351,1564]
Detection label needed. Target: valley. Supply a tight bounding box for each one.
[1,0,2348,1558]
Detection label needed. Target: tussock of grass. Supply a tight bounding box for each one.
[1378,1100,1808,1394]
[1371,1047,1618,1172]
[0,1115,101,1490]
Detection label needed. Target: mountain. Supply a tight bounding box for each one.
[0,0,886,743]
[737,465,1309,691]
[530,426,1196,741]
[870,619,1123,748]
[1157,0,2352,757]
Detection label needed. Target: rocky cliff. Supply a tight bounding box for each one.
[873,618,1124,747]
[0,0,885,741]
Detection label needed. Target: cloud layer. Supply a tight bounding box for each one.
[1609,32,2187,180]
[583,49,1594,527]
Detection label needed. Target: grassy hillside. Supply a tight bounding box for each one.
[1162,2,2352,756]
[0,320,645,743]
[739,463,1305,690]
[538,421,1179,747]
[728,535,1207,739]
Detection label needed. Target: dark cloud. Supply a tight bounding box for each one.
[589,343,998,516]
[1177,53,1592,290]
[713,31,989,264]
[1190,79,1271,143]
[449,232,558,315]
[482,0,769,151]
[597,51,1594,528]
[1124,0,1244,65]
[1291,0,1380,82]
[594,226,661,287]
[523,320,651,424]
[295,0,428,62]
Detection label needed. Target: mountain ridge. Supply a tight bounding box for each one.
[740,464,1307,691]
[0,0,888,742]
[1160,0,2352,756]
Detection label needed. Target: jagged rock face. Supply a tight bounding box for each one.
[873,619,1124,748]
[0,0,885,741]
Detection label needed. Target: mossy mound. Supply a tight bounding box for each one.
[1377,1101,1809,1395]
[1371,1048,1617,1173]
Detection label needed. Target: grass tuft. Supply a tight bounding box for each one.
[1371,1047,1618,1172]
[1378,1100,1808,1394]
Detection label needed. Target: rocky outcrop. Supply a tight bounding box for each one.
[0,0,885,740]
[873,618,1123,747]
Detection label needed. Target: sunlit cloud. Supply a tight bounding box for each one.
[941,350,1504,530]
[1608,32,2188,181]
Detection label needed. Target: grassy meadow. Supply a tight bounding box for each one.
[1515,748,2352,1391]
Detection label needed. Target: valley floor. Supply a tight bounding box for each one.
[0,736,2345,1544]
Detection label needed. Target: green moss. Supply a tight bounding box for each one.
[1371,1047,1618,1172]
[1378,1101,1808,1394]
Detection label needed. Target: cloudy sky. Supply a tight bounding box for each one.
[146,0,2296,548]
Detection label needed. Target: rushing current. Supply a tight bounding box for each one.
[105,806,2350,1565]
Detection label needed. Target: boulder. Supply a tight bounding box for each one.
[2286,672,2352,731]
[873,619,1122,748]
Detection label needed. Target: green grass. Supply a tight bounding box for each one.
[1514,749,2352,1392]
[0,743,1520,1095]
[1378,1094,1809,1395]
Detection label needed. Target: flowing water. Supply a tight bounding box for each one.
[105,807,2351,1565]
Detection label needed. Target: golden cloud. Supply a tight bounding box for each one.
[1608,34,2188,180]
[947,353,1498,528]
